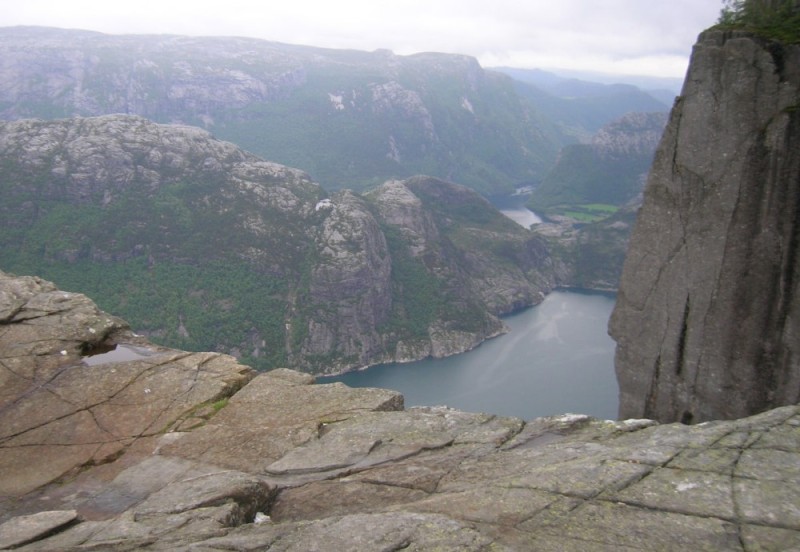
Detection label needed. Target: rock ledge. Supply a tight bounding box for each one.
[1,269,799,550]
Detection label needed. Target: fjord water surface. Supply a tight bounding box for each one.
[490,193,543,228]
[321,290,619,420]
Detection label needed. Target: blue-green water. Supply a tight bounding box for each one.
[321,289,619,421]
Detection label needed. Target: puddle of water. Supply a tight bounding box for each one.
[82,344,163,366]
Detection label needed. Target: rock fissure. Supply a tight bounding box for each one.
[85,407,117,441]
[0,365,74,420]
[730,444,749,549]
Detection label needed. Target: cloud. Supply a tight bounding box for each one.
[3,0,722,78]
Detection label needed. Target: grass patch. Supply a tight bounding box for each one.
[211,397,229,413]
[546,203,619,223]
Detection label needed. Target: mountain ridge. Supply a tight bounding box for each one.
[0,114,558,374]
[0,25,569,195]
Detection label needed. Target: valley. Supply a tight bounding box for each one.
[0,26,669,377]
[2,4,800,548]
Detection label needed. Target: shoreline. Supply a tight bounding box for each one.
[316,286,619,380]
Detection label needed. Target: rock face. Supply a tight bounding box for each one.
[610,30,800,423]
[295,190,394,368]
[293,176,558,373]
[2,270,800,550]
[0,270,256,499]
[0,115,558,375]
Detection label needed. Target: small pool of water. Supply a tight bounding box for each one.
[83,344,164,366]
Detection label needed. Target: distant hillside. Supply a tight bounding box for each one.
[529,112,668,211]
[497,66,683,94]
[0,26,571,195]
[528,112,668,290]
[0,115,558,374]
[493,67,669,141]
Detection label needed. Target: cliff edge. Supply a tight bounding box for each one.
[610,28,800,423]
[2,270,800,549]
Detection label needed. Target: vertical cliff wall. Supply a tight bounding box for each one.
[609,29,800,423]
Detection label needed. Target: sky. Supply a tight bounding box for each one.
[4,0,723,80]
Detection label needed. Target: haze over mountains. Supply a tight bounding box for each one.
[0,26,668,194]
[0,25,669,372]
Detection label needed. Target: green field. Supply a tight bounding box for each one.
[547,203,619,223]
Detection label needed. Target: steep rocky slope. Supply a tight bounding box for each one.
[2,270,799,550]
[610,29,800,423]
[0,26,567,194]
[0,115,557,374]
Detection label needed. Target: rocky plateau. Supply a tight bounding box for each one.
[1,269,799,551]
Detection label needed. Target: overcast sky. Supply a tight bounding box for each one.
[5,0,722,79]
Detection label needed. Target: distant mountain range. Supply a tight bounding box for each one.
[494,66,683,96]
[0,26,668,195]
[494,67,670,142]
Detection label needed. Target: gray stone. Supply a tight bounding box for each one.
[159,373,404,473]
[610,29,800,423]
[0,271,256,498]
[6,354,800,550]
[185,512,499,552]
[0,510,77,549]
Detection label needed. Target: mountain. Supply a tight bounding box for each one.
[0,26,569,195]
[494,66,669,141]
[610,27,800,423]
[0,115,558,375]
[529,111,667,211]
[495,67,684,95]
[527,112,667,289]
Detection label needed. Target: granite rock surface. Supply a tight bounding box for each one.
[610,29,800,423]
[1,270,799,550]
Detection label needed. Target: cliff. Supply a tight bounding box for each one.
[0,115,557,374]
[610,29,800,423]
[2,270,799,550]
